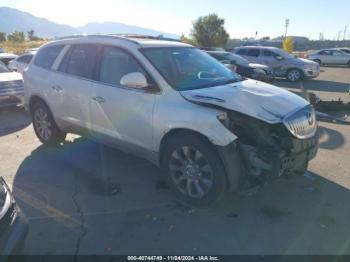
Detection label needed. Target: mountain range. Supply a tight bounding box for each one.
[0,7,179,39]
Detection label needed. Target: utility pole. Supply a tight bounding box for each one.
[337,30,342,41]
[344,26,348,40]
[284,19,290,38]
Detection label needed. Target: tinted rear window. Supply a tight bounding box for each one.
[34,45,64,69]
[17,54,33,64]
[59,44,100,79]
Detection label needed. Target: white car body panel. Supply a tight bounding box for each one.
[24,35,315,167]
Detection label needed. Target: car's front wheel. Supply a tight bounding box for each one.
[162,134,227,206]
[32,101,66,146]
[287,69,303,82]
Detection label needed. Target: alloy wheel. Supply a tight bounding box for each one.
[33,108,52,141]
[288,70,301,81]
[169,146,214,199]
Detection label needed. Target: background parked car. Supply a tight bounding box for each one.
[338,48,350,54]
[308,48,350,66]
[0,52,17,67]
[0,61,24,107]
[8,52,35,74]
[0,177,29,257]
[207,51,274,82]
[234,46,320,82]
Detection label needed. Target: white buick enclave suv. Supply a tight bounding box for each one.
[24,35,318,206]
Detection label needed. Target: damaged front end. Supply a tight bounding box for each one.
[222,105,318,185]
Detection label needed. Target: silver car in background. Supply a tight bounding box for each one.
[234,46,320,82]
[308,48,350,67]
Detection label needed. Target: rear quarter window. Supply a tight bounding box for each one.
[34,45,65,69]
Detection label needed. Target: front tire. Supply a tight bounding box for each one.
[287,68,303,82]
[161,134,227,207]
[32,101,66,146]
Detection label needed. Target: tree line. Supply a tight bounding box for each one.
[0,30,44,43]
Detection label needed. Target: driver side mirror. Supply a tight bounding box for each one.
[276,56,284,61]
[120,72,148,89]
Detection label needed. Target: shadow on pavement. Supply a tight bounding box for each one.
[0,106,31,136]
[318,125,346,150]
[11,137,350,255]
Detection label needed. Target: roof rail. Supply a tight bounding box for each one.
[113,34,181,42]
[54,34,140,45]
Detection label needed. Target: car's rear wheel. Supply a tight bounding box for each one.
[161,134,227,206]
[32,101,66,146]
[348,60,350,67]
[287,69,303,82]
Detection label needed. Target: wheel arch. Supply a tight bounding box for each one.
[159,128,213,164]
[29,95,49,114]
[158,128,241,192]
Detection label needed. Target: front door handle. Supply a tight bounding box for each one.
[51,85,63,92]
[92,96,105,104]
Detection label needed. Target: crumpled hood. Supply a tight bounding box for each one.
[180,79,309,124]
[0,72,23,82]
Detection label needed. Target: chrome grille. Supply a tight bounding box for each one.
[283,105,317,139]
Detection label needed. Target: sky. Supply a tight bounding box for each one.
[1,0,350,40]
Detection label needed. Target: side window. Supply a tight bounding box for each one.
[17,55,32,64]
[59,44,100,79]
[210,53,224,61]
[99,47,146,87]
[319,50,331,55]
[236,49,247,56]
[34,45,64,69]
[262,49,279,58]
[332,50,343,56]
[246,49,260,57]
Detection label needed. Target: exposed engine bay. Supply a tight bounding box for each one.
[225,110,318,182]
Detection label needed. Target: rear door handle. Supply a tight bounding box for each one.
[92,96,105,104]
[51,85,63,92]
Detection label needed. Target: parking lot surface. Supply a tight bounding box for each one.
[0,67,350,255]
[275,66,350,103]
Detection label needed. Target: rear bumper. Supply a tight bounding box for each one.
[0,88,24,107]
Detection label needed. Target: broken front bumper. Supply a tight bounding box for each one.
[217,135,318,191]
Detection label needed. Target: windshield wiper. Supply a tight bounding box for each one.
[222,78,244,84]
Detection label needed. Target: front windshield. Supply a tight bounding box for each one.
[222,53,250,64]
[0,62,9,73]
[142,47,242,91]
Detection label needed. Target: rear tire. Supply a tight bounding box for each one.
[31,101,66,146]
[287,68,303,82]
[348,60,350,67]
[161,134,227,207]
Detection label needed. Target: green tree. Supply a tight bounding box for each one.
[191,14,229,47]
[27,30,35,41]
[7,31,25,42]
[0,32,6,42]
[180,34,197,46]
